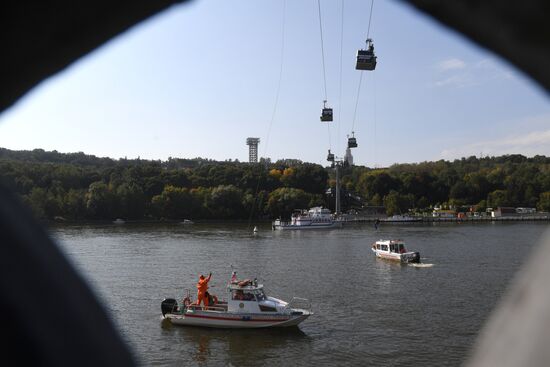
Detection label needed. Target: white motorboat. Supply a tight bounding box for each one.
[371,239,420,263]
[161,278,312,328]
[272,207,343,230]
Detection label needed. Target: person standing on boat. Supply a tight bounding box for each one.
[196,273,212,307]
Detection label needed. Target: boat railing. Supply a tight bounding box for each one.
[286,297,311,312]
[275,220,292,226]
[187,304,227,312]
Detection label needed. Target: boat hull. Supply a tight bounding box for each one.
[372,248,420,263]
[272,221,343,230]
[164,310,311,328]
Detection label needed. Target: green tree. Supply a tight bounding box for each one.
[266,187,312,218]
[86,181,116,219]
[537,191,550,212]
[206,185,244,219]
[116,182,146,219]
[383,190,414,216]
[151,185,199,219]
[487,189,509,208]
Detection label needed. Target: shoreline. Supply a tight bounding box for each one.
[345,215,550,223]
[44,216,550,226]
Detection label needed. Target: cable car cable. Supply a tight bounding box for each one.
[351,0,375,133]
[247,0,286,230]
[264,0,286,158]
[317,0,333,151]
[337,0,345,155]
[351,71,363,132]
[317,0,328,101]
[366,0,374,39]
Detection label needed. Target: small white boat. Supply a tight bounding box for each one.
[180,219,194,225]
[161,278,312,328]
[113,218,125,224]
[371,239,420,263]
[272,207,343,230]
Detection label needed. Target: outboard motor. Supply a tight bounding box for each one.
[161,298,178,317]
[413,252,421,263]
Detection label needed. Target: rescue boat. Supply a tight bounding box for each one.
[371,239,420,263]
[161,278,312,328]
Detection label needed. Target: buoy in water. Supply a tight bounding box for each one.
[253,226,258,233]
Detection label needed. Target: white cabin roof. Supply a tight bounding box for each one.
[375,239,405,245]
[227,283,264,292]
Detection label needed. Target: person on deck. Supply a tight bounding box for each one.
[196,273,212,307]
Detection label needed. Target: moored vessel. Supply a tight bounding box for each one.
[272,207,343,230]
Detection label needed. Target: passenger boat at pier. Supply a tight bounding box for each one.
[371,239,420,263]
[161,278,312,328]
[272,207,343,230]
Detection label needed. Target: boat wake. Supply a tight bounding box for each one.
[408,263,434,268]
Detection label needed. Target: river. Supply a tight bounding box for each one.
[50,222,548,366]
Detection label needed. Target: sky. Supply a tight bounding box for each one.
[0,0,549,167]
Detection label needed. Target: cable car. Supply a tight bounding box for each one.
[320,100,333,122]
[356,38,377,71]
[348,132,358,148]
[327,149,335,162]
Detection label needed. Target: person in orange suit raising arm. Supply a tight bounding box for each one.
[196,273,212,307]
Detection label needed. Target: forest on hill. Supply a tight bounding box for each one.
[1,148,550,221]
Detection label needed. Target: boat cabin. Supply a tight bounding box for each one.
[320,100,333,122]
[356,39,377,71]
[374,240,407,254]
[226,282,279,313]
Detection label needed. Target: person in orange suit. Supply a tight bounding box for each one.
[196,273,212,307]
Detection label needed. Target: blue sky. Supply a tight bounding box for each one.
[0,0,548,167]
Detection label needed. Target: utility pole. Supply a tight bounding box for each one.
[327,149,342,216]
[335,161,341,216]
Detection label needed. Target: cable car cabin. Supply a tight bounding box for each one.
[348,137,358,148]
[327,151,335,162]
[320,108,333,122]
[356,50,376,70]
[356,39,377,71]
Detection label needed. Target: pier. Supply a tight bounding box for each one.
[345,215,550,223]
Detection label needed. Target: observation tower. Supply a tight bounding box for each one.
[246,138,260,163]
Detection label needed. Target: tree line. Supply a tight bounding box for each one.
[338,154,550,215]
[1,148,550,221]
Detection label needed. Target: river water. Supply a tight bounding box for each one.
[50,222,548,366]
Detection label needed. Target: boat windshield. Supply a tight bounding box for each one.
[232,289,255,301]
[255,289,266,301]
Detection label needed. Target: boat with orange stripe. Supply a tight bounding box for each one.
[161,277,312,328]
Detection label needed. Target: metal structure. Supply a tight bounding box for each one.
[246,137,260,163]
[356,38,377,71]
[327,152,342,216]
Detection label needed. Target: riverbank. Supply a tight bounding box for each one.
[346,215,550,223]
